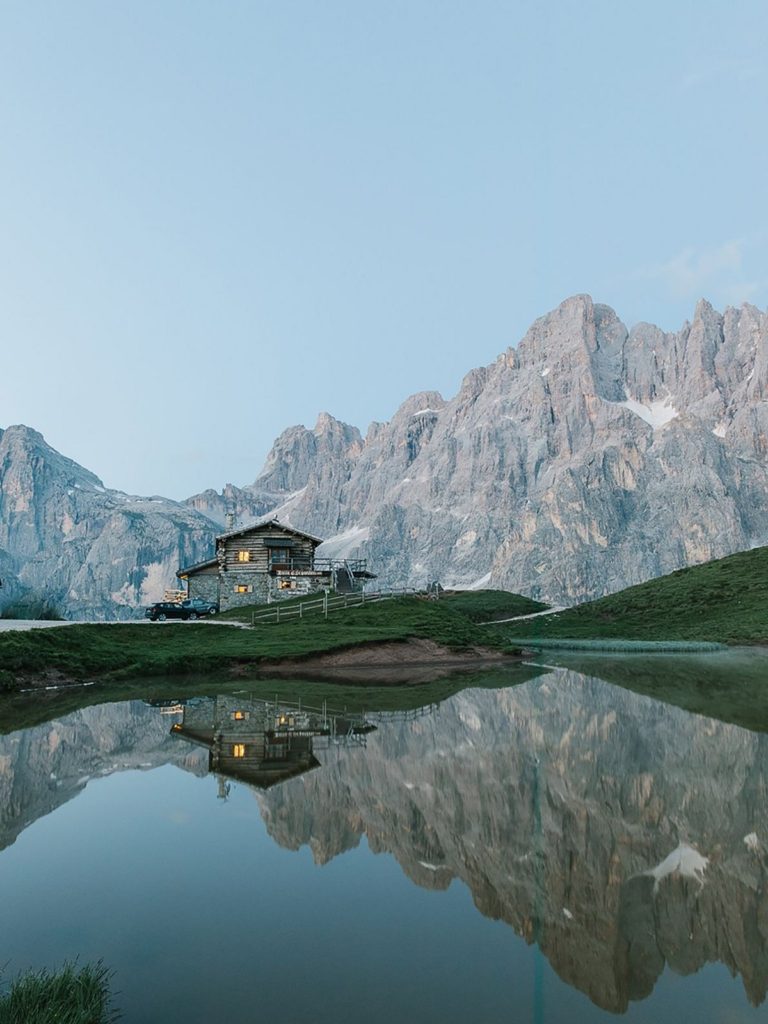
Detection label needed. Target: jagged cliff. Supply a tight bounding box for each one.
[0,425,216,618]
[192,295,768,603]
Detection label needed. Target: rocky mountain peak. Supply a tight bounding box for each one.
[219,294,768,602]
[0,423,104,491]
[314,410,362,445]
[392,391,446,420]
[0,424,216,618]
[513,295,628,403]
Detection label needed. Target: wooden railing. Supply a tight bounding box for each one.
[249,587,419,625]
[265,557,370,575]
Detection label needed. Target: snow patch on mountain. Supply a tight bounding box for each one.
[614,395,679,430]
[317,525,370,559]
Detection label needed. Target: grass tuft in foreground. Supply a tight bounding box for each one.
[0,960,118,1024]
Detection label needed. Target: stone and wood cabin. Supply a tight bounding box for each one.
[177,518,375,611]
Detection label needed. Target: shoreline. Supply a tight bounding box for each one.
[7,638,521,693]
[252,637,519,685]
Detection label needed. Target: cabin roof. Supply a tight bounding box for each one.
[176,556,218,578]
[217,518,324,546]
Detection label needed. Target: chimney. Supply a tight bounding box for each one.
[225,511,235,532]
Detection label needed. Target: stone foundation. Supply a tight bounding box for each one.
[186,567,362,611]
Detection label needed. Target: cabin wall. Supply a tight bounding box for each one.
[267,573,326,600]
[186,573,220,605]
[219,571,328,610]
[219,569,271,611]
[222,530,316,571]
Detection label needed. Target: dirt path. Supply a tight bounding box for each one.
[0,619,82,632]
[477,606,565,626]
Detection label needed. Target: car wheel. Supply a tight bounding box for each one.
[188,612,197,620]
[158,613,166,621]
[208,607,216,616]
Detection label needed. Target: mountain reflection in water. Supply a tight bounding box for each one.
[253,673,768,1012]
[1,664,767,1018]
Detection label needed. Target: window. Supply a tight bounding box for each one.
[235,584,252,594]
[232,711,249,721]
[232,744,246,758]
[237,550,250,563]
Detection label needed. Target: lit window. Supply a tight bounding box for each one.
[232,744,246,758]
[237,550,250,562]
[232,711,248,721]
[235,584,252,594]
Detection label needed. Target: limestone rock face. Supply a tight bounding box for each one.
[187,412,365,533]
[0,425,216,619]
[198,295,768,603]
[185,484,273,528]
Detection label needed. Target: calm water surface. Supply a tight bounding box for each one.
[1,654,768,1022]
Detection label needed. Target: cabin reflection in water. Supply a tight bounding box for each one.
[171,696,376,791]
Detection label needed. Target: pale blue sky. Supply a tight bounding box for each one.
[1,1,766,498]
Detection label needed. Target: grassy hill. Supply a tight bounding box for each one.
[0,592,526,691]
[503,545,768,645]
[439,589,547,622]
[217,588,547,625]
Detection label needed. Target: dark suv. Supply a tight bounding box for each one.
[145,598,219,621]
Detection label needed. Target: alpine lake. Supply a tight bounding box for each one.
[2,649,768,1023]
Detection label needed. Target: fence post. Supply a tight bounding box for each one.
[251,611,254,626]
[324,591,328,618]
[276,605,280,624]
[299,603,303,619]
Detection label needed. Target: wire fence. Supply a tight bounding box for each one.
[249,587,421,625]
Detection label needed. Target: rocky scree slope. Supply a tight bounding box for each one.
[191,294,768,604]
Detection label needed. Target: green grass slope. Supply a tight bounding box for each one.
[440,589,547,622]
[0,592,525,690]
[503,546,768,645]
[217,588,547,624]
